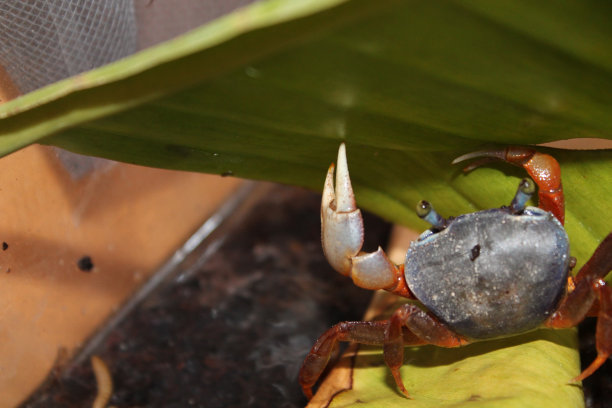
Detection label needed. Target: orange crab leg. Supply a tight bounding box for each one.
[299,321,383,399]
[384,304,468,397]
[299,305,468,399]
[454,146,564,224]
[574,280,612,382]
[298,320,424,399]
[545,232,612,381]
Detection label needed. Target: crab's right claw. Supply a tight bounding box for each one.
[321,144,400,291]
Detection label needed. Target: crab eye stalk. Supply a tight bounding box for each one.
[416,200,447,229]
[510,178,536,214]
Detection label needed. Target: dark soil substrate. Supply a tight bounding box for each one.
[22,185,388,408]
[21,184,610,407]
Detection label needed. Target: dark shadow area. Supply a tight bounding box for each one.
[579,318,612,408]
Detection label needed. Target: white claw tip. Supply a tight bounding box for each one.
[452,150,505,165]
[334,143,356,212]
[337,143,347,171]
[451,151,480,165]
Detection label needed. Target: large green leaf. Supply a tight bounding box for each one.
[331,327,582,408]
[1,0,611,406]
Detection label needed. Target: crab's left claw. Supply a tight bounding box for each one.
[321,144,407,293]
[321,143,363,276]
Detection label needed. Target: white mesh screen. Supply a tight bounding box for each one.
[0,0,258,95]
[0,1,137,93]
[134,0,257,49]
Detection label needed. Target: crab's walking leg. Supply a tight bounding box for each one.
[545,232,612,381]
[453,146,565,224]
[299,307,468,399]
[321,143,412,297]
[298,321,415,399]
[383,304,467,397]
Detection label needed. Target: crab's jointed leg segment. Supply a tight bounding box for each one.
[453,146,565,224]
[321,144,408,294]
[299,320,400,399]
[384,304,468,397]
[299,306,468,399]
[545,232,612,381]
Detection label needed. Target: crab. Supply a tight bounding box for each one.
[299,143,612,399]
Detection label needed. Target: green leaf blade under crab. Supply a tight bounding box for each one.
[330,328,582,408]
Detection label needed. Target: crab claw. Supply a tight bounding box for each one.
[453,146,565,225]
[321,144,363,275]
[321,144,399,290]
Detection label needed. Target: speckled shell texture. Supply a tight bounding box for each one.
[405,207,569,340]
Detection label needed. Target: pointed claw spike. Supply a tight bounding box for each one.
[335,143,356,212]
[322,163,336,210]
[451,149,505,165]
[391,367,412,399]
[570,352,609,383]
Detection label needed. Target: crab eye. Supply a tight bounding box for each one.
[416,200,447,229]
[519,178,536,195]
[510,178,536,214]
[416,200,431,217]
